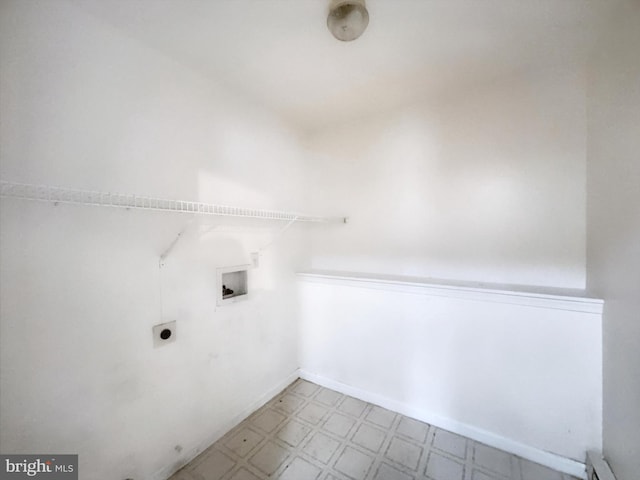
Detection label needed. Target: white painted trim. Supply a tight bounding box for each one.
[299,370,587,479]
[586,451,617,480]
[152,369,300,480]
[297,271,604,314]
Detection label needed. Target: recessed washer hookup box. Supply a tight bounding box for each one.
[217,264,250,306]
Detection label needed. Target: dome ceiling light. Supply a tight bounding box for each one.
[327,0,369,42]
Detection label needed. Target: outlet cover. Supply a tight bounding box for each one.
[153,320,176,348]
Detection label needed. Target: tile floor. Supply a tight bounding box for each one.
[170,379,581,480]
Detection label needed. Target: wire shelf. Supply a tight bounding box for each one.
[0,181,344,223]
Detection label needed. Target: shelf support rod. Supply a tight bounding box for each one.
[159,216,196,268]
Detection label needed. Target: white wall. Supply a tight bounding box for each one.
[0,1,609,478]
[0,1,309,479]
[298,275,602,475]
[297,64,597,474]
[587,3,640,480]
[302,67,587,289]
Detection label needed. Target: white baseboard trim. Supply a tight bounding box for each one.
[586,451,617,480]
[299,370,587,479]
[153,369,300,480]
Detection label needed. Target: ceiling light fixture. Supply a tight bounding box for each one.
[327,0,369,42]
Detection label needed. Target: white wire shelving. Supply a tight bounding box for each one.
[0,181,346,223]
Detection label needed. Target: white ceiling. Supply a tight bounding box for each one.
[72,0,614,131]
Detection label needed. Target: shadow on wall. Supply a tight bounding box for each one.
[302,66,587,289]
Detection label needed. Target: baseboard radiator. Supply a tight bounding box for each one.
[586,451,617,480]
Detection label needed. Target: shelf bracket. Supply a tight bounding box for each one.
[159,216,196,268]
[258,215,299,255]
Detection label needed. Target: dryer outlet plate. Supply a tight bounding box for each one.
[153,320,176,348]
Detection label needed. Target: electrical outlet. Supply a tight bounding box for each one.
[153,321,176,348]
